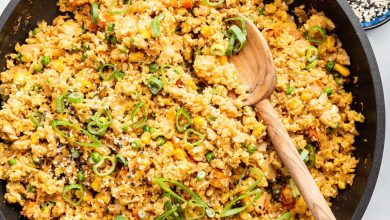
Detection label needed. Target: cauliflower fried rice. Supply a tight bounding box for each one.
[0,0,365,219]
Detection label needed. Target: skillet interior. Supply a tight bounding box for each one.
[0,0,385,219]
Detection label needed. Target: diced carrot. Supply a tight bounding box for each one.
[70,0,89,7]
[210,169,229,189]
[181,0,193,9]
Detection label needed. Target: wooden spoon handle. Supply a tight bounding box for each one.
[255,99,336,220]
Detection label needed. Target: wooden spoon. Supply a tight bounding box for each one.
[231,17,336,220]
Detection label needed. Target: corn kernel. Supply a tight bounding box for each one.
[219,56,228,65]
[193,116,206,128]
[338,181,346,189]
[31,133,40,145]
[13,72,28,85]
[83,190,93,202]
[139,29,151,39]
[265,4,276,14]
[173,148,187,160]
[326,36,336,52]
[95,192,111,205]
[141,132,151,145]
[91,178,101,191]
[200,26,212,38]
[334,64,350,77]
[252,123,266,138]
[288,99,299,110]
[301,92,312,101]
[51,60,65,72]
[80,80,95,93]
[129,52,145,62]
[162,141,174,157]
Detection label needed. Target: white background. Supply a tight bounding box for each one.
[0,1,388,219]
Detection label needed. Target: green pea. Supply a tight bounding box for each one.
[326,61,335,71]
[32,28,41,36]
[77,171,85,182]
[71,149,80,159]
[116,153,128,166]
[323,88,333,96]
[41,55,51,66]
[8,158,17,166]
[33,63,43,72]
[107,23,115,32]
[132,140,141,150]
[115,215,127,220]
[143,125,151,133]
[205,152,215,163]
[247,145,256,154]
[156,136,166,146]
[286,85,295,95]
[90,152,102,163]
[149,63,159,73]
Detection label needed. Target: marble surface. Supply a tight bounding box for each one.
[0,1,388,219]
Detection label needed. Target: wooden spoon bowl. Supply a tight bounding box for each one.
[231,17,336,220]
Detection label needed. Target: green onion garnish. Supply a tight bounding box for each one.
[306,46,319,70]
[306,26,326,44]
[68,92,84,104]
[149,63,159,73]
[131,140,141,150]
[246,145,256,154]
[131,101,148,128]
[153,178,208,207]
[29,112,44,127]
[51,120,102,148]
[87,121,107,136]
[196,170,206,180]
[116,153,128,166]
[307,144,317,167]
[90,152,102,163]
[151,13,164,38]
[156,136,166,146]
[147,76,164,95]
[184,199,206,220]
[326,61,335,71]
[323,87,333,96]
[184,129,205,146]
[205,151,215,162]
[210,44,226,56]
[56,92,68,113]
[202,0,225,7]
[175,108,192,133]
[93,109,113,128]
[41,55,51,66]
[77,171,85,182]
[71,149,80,159]
[245,168,263,192]
[62,184,84,206]
[277,212,291,220]
[92,155,117,176]
[91,2,99,24]
[289,178,300,198]
[98,64,123,80]
[114,215,127,220]
[219,189,262,218]
[7,158,17,166]
[300,149,310,163]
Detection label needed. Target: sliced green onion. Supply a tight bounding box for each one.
[62,184,84,206]
[326,61,335,71]
[156,136,166,146]
[116,153,128,166]
[29,112,44,127]
[184,129,205,146]
[151,13,164,38]
[210,44,225,56]
[33,63,43,72]
[300,149,310,163]
[91,2,99,24]
[306,26,326,44]
[108,0,131,15]
[87,121,107,136]
[8,158,17,166]
[247,145,256,154]
[156,208,177,220]
[131,101,148,129]
[308,144,317,167]
[225,17,247,36]
[99,64,122,80]
[93,110,113,128]
[92,155,117,176]
[184,199,206,220]
[114,215,127,220]
[245,168,264,192]
[68,92,84,104]
[277,212,291,220]
[56,92,68,113]
[205,208,216,218]
[289,178,300,198]
[153,178,208,207]
[205,151,215,162]
[203,0,225,7]
[306,59,318,70]
[147,76,164,95]
[196,170,206,180]
[32,28,41,36]
[138,210,146,219]
[306,46,319,63]
[90,152,102,163]
[71,149,80,159]
[286,85,295,95]
[226,25,247,56]
[77,171,85,182]
[175,108,192,133]
[51,120,102,148]
[219,189,262,218]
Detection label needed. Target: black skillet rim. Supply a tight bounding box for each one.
[0,0,386,219]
